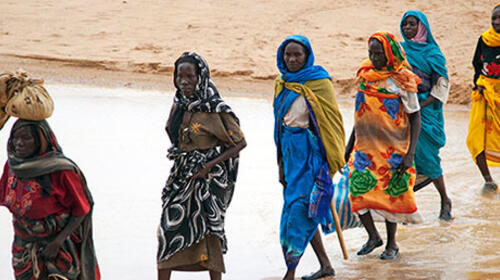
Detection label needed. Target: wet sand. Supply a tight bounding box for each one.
[0,85,498,280]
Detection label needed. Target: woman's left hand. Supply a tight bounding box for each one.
[192,164,213,179]
[397,154,414,175]
[41,238,64,260]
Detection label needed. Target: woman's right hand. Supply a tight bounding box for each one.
[478,86,485,95]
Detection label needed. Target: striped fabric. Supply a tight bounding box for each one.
[333,165,362,230]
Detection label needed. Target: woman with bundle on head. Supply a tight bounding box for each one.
[273,35,345,280]
[157,52,246,280]
[346,31,421,260]
[466,4,500,194]
[400,10,452,220]
[0,119,100,280]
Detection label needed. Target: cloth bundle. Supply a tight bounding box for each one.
[0,71,54,129]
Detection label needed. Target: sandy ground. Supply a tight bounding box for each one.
[0,0,498,103]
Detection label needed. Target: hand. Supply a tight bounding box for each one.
[397,154,414,176]
[478,86,485,95]
[192,164,212,179]
[344,152,351,164]
[41,238,63,260]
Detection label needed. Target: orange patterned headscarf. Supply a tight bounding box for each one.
[356,31,420,93]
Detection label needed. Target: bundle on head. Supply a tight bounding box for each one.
[0,70,54,130]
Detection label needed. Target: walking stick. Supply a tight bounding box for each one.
[330,199,349,260]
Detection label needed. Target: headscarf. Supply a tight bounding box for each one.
[8,119,76,179]
[166,52,236,146]
[400,11,448,79]
[410,21,428,43]
[481,4,500,47]
[276,35,330,83]
[356,31,421,94]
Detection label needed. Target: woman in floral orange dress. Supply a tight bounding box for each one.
[346,31,422,260]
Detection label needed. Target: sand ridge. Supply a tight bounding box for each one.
[0,0,496,103]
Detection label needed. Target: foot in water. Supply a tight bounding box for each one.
[301,266,335,280]
[380,246,400,260]
[481,181,498,196]
[439,199,452,221]
[357,238,383,255]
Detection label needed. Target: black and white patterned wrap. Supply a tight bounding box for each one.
[157,146,239,262]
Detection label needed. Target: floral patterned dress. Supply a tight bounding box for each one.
[348,78,422,223]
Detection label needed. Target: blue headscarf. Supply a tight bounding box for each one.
[274,35,330,146]
[276,35,330,83]
[400,10,448,79]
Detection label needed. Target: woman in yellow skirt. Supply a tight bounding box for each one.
[466,4,500,194]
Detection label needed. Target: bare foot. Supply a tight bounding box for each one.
[481,181,498,197]
[439,199,452,221]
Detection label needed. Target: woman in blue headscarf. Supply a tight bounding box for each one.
[400,10,452,221]
[273,35,345,280]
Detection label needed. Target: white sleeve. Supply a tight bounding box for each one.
[430,77,449,104]
[400,90,420,114]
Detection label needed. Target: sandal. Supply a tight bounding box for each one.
[301,268,335,280]
[357,239,383,255]
[380,247,400,260]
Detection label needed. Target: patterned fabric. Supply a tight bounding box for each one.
[332,166,362,230]
[473,35,500,84]
[1,165,90,220]
[273,35,345,270]
[157,146,238,262]
[467,75,500,166]
[349,31,419,215]
[1,119,99,280]
[357,32,420,95]
[12,214,82,280]
[400,10,448,179]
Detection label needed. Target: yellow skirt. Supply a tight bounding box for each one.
[467,75,500,166]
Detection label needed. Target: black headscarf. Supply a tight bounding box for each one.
[166,52,237,146]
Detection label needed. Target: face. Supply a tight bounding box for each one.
[12,126,37,158]
[283,42,307,73]
[176,62,198,98]
[402,16,419,39]
[369,39,387,70]
[492,8,500,33]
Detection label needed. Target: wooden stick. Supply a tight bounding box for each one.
[330,199,349,260]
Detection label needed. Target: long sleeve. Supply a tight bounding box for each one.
[0,162,9,206]
[473,37,483,88]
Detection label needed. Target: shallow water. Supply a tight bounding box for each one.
[0,85,498,280]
